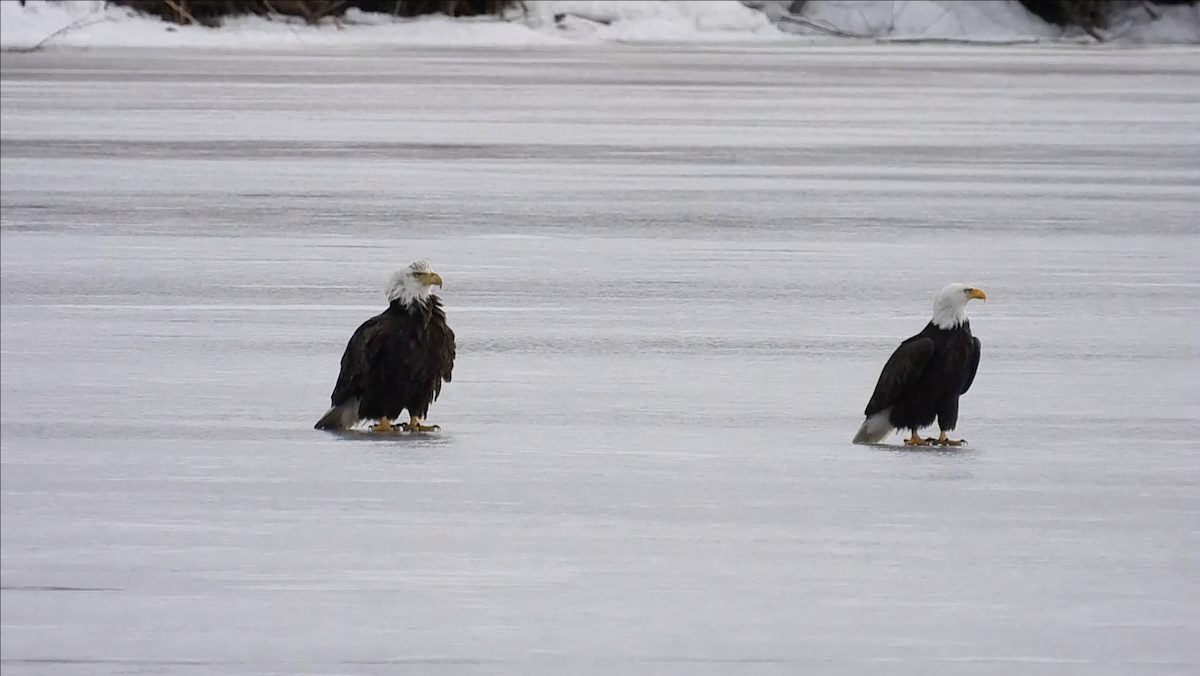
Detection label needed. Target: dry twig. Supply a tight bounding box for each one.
[162,0,199,25]
[5,4,108,52]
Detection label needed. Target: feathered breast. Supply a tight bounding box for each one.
[329,297,456,407]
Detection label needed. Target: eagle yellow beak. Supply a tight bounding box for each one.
[419,272,443,288]
[967,287,987,301]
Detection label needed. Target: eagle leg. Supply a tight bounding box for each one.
[369,418,394,432]
[935,431,966,446]
[400,415,440,434]
[904,430,934,446]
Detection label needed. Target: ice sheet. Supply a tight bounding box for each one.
[2,46,1199,675]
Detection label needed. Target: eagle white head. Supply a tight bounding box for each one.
[386,260,443,306]
[931,282,987,329]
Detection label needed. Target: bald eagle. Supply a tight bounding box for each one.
[853,283,986,446]
[315,260,456,433]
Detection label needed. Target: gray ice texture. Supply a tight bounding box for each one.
[1,45,1198,675]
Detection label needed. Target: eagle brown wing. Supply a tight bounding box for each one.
[440,324,456,385]
[960,336,982,395]
[330,315,390,407]
[426,299,455,403]
[864,336,936,417]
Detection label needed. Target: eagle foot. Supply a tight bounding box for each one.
[400,417,440,434]
[904,431,935,446]
[935,434,967,447]
[369,418,395,433]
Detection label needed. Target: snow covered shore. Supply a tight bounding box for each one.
[2,0,1196,52]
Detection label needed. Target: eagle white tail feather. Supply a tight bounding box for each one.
[314,398,361,431]
[853,409,893,445]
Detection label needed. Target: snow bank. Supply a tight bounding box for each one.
[763,0,1199,44]
[0,1,786,51]
[1,0,1196,51]
[0,1,566,51]
[1109,3,1200,44]
[775,1,1061,42]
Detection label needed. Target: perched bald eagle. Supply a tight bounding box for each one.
[315,260,456,433]
[853,283,986,446]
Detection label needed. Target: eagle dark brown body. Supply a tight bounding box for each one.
[315,261,456,432]
[854,283,986,446]
[861,321,980,438]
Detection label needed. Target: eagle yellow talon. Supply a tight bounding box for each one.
[369,418,394,433]
[904,431,934,446]
[400,416,439,434]
[936,432,966,446]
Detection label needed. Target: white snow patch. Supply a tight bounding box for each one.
[525,1,785,43]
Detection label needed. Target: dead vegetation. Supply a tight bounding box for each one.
[1017,0,1195,40]
[110,0,522,27]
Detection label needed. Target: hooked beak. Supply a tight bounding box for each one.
[419,272,443,288]
[967,287,987,301]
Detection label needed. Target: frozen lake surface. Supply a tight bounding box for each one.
[2,45,1199,674]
